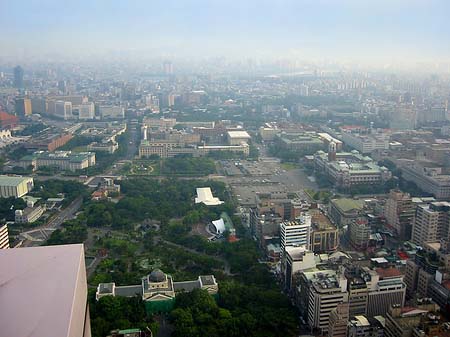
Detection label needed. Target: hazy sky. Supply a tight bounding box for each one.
[1,0,449,63]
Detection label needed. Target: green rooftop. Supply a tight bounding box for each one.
[332,198,365,212]
[0,175,32,186]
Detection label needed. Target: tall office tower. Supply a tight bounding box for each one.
[299,84,309,97]
[163,60,174,75]
[327,303,349,337]
[307,269,349,334]
[366,268,406,318]
[13,65,24,88]
[411,201,450,247]
[0,244,92,337]
[31,97,47,114]
[58,80,67,93]
[78,102,95,119]
[0,223,9,249]
[280,213,312,254]
[283,246,315,291]
[15,97,32,116]
[55,101,73,120]
[384,189,415,240]
[345,266,406,318]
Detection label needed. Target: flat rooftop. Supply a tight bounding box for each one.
[0,244,88,337]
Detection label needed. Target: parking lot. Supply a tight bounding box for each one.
[217,159,319,207]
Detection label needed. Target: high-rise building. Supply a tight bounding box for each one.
[31,97,47,114]
[327,302,349,337]
[344,266,406,318]
[280,213,312,253]
[0,244,92,337]
[0,223,9,249]
[13,65,24,88]
[366,268,406,318]
[306,269,349,333]
[384,189,415,240]
[79,102,95,119]
[163,60,174,75]
[411,201,450,247]
[55,101,73,119]
[349,218,371,249]
[283,246,315,291]
[15,97,32,116]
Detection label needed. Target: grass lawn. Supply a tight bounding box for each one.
[281,162,298,170]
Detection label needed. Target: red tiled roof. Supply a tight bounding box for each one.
[0,111,18,121]
[376,267,403,279]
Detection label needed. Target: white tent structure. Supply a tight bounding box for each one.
[195,187,223,206]
[211,218,226,234]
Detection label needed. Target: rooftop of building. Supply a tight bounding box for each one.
[227,130,251,139]
[0,174,32,186]
[376,267,403,279]
[331,198,365,213]
[0,244,87,337]
[21,151,95,163]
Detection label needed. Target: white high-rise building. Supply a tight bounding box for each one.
[280,213,312,254]
[78,102,95,119]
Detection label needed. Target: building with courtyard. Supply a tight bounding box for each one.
[96,269,218,314]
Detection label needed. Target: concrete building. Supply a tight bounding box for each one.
[344,266,406,318]
[276,132,325,153]
[96,269,218,314]
[13,65,24,88]
[79,102,95,119]
[87,142,118,154]
[0,111,18,129]
[0,223,9,249]
[283,246,315,291]
[366,268,406,318]
[340,128,390,154]
[306,269,349,333]
[327,302,349,337]
[280,213,312,253]
[401,164,450,199]
[347,315,385,337]
[384,190,415,240]
[25,132,73,151]
[349,219,371,250]
[0,175,34,197]
[311,221,339,253]
[55,100,73,119]
[411,202,450,247]
[226,130,251,145]
[19,151,96,172]
[329,198,365,226]
[384,302,440,337]
[0,244,92,337]
[15,97,32,116]
[15,205,45,223]
[314,150,391,189]
[99,106,125,119]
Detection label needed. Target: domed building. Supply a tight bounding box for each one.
[142,269,175,301]
[96,268,218,314]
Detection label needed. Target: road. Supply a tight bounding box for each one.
[20,196,84,247]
